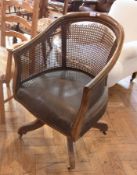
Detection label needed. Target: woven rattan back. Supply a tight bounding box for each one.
[13,12,123,90]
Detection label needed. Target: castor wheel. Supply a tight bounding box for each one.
[17,119,45,139]
[93,122,108,135]
[19,133,23,139]
[100,124,108,135]
[18,127,27,139]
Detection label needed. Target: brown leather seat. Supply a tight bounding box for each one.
[13,12,124,169]
[16,70,107,136]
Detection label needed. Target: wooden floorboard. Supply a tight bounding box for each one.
[1,77,137,175]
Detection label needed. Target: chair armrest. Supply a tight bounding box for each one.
[7,41,28,52]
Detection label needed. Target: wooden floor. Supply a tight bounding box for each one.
[1,77,137,175]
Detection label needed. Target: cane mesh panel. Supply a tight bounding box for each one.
[66,22,116,76]
[16,20,116,84]
[19,28,62,83]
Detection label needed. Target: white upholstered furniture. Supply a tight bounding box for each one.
[107,0,137,87]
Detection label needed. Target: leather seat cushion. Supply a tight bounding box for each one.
[15,70,106,136]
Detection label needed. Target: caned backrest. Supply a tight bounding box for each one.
[13,13,124,90]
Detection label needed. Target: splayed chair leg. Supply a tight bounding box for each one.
[67,137,75,170]
[18,119,45,138]
[93,122,108,135]
[0,80,5,123]
[131,72,137,82]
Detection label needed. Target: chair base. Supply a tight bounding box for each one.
[66,121,108,170]
[18,119,76,169]
[18,119,45,138]
[17,120,108,169]
[0,80,5,123]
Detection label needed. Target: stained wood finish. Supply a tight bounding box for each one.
[0,80,5,122]
[11,12,124,169]
[0,0,40,122]
[0,0,28,122]
[13,12,124,140]
[1,77,137,174]
[1,0,40,42]
[67,137,75,169]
